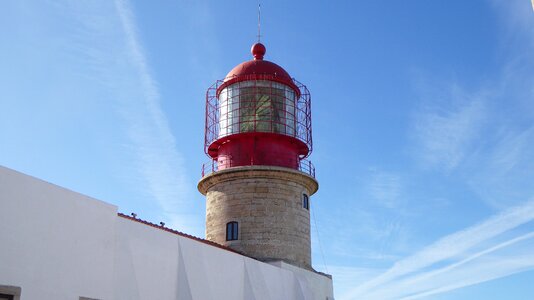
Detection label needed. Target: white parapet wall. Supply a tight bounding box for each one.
[0,166,117,299]
[0,165,334,300]
[268,261,334,300]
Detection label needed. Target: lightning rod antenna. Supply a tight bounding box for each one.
[257,3,262,42]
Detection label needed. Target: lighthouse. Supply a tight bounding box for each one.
[198,42,318,270]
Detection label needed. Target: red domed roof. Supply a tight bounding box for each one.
[216,43,300,97]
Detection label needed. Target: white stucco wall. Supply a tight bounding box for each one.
[0,166,117,300]
[113,217,334,300]
[0,166,334,299]
[269,261,334,300]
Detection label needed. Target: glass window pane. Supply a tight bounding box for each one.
[218,80,297,137]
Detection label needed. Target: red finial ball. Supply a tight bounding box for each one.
[251,43,266,60]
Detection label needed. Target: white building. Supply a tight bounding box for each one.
[0,165,333,300]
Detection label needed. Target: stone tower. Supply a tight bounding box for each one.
[198,43,317,270]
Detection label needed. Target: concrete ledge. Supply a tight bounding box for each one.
[198,165,319,195]
[0,285,22,300]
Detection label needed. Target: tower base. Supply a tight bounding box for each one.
[198,166,319,270]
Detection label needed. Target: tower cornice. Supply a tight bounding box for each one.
[198,165,319,196]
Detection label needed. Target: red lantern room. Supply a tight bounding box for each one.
[203,43,314,176]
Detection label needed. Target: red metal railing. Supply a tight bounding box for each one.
[201,159,316,178]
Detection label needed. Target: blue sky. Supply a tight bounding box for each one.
[1,1,533,299]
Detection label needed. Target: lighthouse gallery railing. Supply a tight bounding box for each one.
[201,158,315,178]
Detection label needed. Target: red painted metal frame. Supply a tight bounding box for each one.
[204,76,313,157]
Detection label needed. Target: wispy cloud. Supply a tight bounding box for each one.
[397,232,534,300]
[363,169,411,259]
[408,0,534,210]
[111,0,199,233]
[342,199,534,300]
[39,0,200,235]
[328,265,382,298]
[343,1,534,297]
[460,0,534,210]
[467,126,534,209]
[367,168,403,209]
[412,88,487,172]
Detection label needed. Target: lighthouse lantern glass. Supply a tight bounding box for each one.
[218,80,296,138]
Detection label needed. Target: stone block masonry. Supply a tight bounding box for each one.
[198,165,319,270]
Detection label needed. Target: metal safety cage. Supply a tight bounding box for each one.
[201,158,316,178]
[204,76,313,157]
